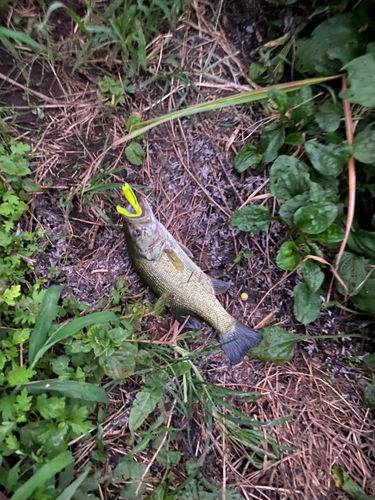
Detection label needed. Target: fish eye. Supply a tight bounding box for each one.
[132,229,141,237]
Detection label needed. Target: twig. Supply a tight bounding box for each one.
[0,71,61,105]
[238,180,269,210]
[326,75,356,302]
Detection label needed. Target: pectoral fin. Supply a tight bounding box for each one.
[165,249,184,271]
[209,276,230,295]
[170,306,203,330]
[178,241,193,258]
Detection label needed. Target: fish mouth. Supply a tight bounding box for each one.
[122,196,153,224]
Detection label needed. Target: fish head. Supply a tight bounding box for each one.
[121,194,166,260]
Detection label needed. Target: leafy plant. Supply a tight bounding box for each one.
[230,77,375,323]
[98,76,135,107]
[332,466,375,500]
[71,0,187,70]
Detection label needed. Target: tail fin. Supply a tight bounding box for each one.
[220,321,263,365]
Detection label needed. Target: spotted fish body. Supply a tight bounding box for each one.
[122,195,262,364]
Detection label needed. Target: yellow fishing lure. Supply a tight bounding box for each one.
[117,184,142,217]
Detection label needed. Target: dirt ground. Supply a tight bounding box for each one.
[1,0,375,498]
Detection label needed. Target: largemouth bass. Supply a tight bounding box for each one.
[121,194,262,364]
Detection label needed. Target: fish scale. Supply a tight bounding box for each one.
[130,237,235,334]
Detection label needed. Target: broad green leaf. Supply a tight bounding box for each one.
[125,142,145,166]
[340,53,375,107]
[115,456,148,480]
[310,224,345,244]
[332,466,375,500]
[351,290,375,314]
[336,252,369,297]
[248,62,269,83]
[31,311,119,367]
[7,366,36,386]
[315,110,340,133]
[129,389,161,433]
[300,260,324,292]
[21,380,108,405]
[279,193,310,226]
[36,394,66,419]
[51,356,70,376]
[29,285,62,366]
[99,76,124,96]
[305,140,347,177]
[364,384,375,409]
[315,174,340,203]
[11,451,72,500]
[308,241,326,258]
[120,483,146,499]
[153,436,182,466]
[284,132,304,146]
[309,182,328,203]
[363,352,375,369]
[234,144,262,173]
[99,342,138,380]
[293,283,321,324]
[116,456,148,498]
[230,205,273,233]
[260,123,285,163]
[268,88,289,117]
[294,202,338,233]
[250,326,300,364]
[13,329,31,345]
[352,124,375,164]
[291,86,314,125]
[349,228,375,260]
[276,242,300,271]
[295,15,362,76]
[55,467,90,500]
[125,114,144,140]
[269,155,311,203]
[147,294,170,317]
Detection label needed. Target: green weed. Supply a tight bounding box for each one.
[229,1,375,325]
[0,138,293,498]
[99,76,135,107]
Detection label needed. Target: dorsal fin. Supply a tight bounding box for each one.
[209,276,230,295]
[178,241,193,258]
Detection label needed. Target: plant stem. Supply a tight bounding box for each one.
[304,334,363,341]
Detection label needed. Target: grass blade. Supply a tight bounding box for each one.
[28,285,62,365]
[90,75,340,175]
[38,2,66,31]
[129,76,338,134]
[86,200,121,232]
[56,467,90,500]
[21,379,108,404]
[31,311,119,367]
[11,451,72,500]
[0,27,44,51]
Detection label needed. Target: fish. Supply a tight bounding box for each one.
[120,193,263,365]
